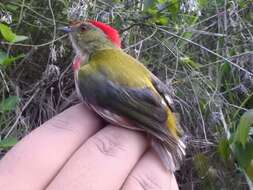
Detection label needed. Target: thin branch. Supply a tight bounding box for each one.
[157,27,253,77]
[0,34,68,47]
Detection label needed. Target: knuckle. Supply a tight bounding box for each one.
[45,116,75,133]
[131,173,163,190]
[90,128,126,157]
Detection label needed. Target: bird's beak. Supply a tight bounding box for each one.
[57,26,74,33]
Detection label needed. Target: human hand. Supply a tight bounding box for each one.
[0,104,179,190]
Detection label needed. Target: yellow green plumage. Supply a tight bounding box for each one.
[61,20,185,171]
[79,48,178,137]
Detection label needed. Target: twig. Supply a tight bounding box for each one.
[157,27,253,77]
[18,0,26,25]
[0,34,68,47]
[219,108,230,139]
[124,26,158,50]
[0,69,9,92]
[186,29,227,37]
[48,0,56,42]
[4,88,40,138]
[183,68,209,142]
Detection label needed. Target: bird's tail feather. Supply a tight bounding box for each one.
[152,138,186,172]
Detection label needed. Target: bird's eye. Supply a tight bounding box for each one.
[80,24,88,32]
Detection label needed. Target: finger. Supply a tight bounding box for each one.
[121,149,179,190]
[0,104,102,190]
[47,125,148,190]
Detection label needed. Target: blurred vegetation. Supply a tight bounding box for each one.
[0,0,253,189]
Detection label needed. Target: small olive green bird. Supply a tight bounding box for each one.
[60,20,186,171]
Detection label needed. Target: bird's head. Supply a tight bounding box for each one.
[59,20,121,70]
[60,20,121,55]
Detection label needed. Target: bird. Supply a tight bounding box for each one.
[59,20,186,172]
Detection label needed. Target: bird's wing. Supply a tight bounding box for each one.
[79,49,168,132]
[77,49,185,170]
[78,71,169,139]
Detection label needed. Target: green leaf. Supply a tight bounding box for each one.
[238,0,248,8]
[0,137,18,149]
[197,0,208,8]
[194,153,209,177]
[177,31,193,49]
[182,14,199,25]
[0,51,8,64]
[0,23,16,42]
[235,109,253,147]
[0,23,28,43]
[157,0,166,3]
[180,56,201,69]
[6,4,19,11]
[13,35,28,43]
[0,51,24,66]
[155,15,169,25]
[220,62,231,77]
[147,6,159,15]
[167,0,179,14]
[233,142,253,182]
[218,138,231,161]
[0,96,19,112]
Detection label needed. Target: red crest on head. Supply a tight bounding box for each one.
[89,20,121,48]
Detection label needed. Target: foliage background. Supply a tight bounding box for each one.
[0,0,253,189]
